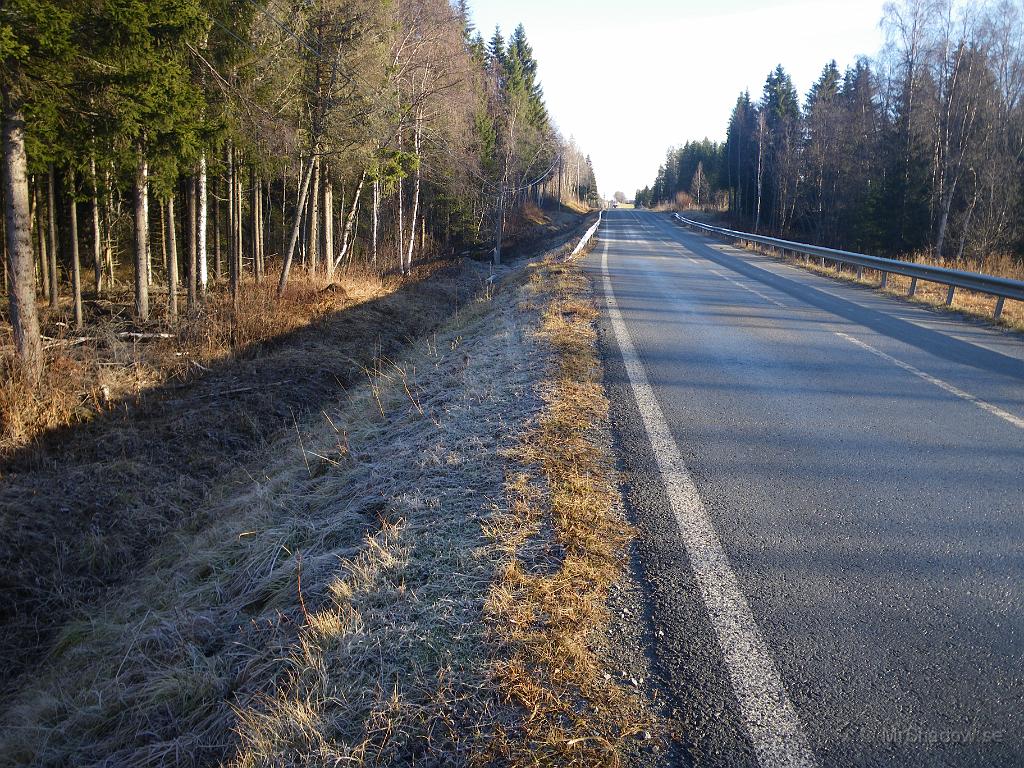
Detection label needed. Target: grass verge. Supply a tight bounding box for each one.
[0,220,655,766]
[479,245,655,764]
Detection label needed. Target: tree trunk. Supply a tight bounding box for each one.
[167,193,178,319]
[250,171,261,281]
[396,175,404,272]
[265,178,272,261]
[186,175,197,309]
[493,179,505,266]
[257,176,264,278]
[281,173,288,260]
[371,177,379,265]
[324,176,334,272]
[3,94,44,383]
[234,161,242,300]
[90,157,103,294]
[404,116,422,273]
[159,200,167,273]
[68,179,83,329]
[934,185,957,259]
[134,153,150,320]
[261,177,267,269]
[277,154,316,296]
[213,176,222,281]
[103,166,114,288]
[144,168,152,287]
[309,156,320,273]
[46,163,59,309]
[228,143,237,301]
[557,156,563,208]
[33,181,50,301]
[755,113,765,233]
[335,171,366,271]
[198,152,208,297]
[352,197,361,263]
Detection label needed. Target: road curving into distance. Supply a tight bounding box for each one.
[588,209,1024,768]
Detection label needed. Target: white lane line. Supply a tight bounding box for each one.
[644,223,790,309]
[835,331,1024,430]
[601,239,817,768]
[705,267,787,308]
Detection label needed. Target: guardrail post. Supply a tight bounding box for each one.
[994,296,1005,320]
[856,266,863,281]
[945,285,956,305]
[908,277,918,297]
[880,272,888,289]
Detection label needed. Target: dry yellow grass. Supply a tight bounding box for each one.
[558,199,591,215]
[0,270,391,454]
[478,249,655,765]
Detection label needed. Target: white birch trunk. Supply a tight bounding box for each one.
[404,115,422,273]
[90,157,102,294]
[372,177,379,265]
[133,154,150,320]
[68,178,82,329]
[167,193,178,319]
[198,152,208,296]
[277,154,316,296]
[334,171,366,271]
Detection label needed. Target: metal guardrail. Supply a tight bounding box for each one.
[570,211,603,258]
[672,214,1024,320]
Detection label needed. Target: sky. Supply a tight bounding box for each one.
[467,0,889,198]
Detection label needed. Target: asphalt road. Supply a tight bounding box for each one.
[587,209,1024,768]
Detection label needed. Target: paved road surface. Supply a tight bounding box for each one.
[587,209,1024,767]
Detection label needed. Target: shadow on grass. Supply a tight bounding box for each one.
[0,260,487,702]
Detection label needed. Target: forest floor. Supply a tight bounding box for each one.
[0,211,663,767]
[671,209,1024,330]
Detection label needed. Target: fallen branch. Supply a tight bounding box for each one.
[42,336,100,349]
[116,332,175,341]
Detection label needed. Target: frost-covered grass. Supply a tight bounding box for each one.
[1,213,655,767]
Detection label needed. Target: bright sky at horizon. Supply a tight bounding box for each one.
[467,0,888,198]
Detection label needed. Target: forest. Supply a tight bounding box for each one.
[636,0,1024,269]
[1,0,598,387]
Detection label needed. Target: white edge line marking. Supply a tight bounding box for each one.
[600,236,817,768]
[835,331,1024,430]
[637,215,791,309]
[673,218,1022,357]
[718,272,787,307]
